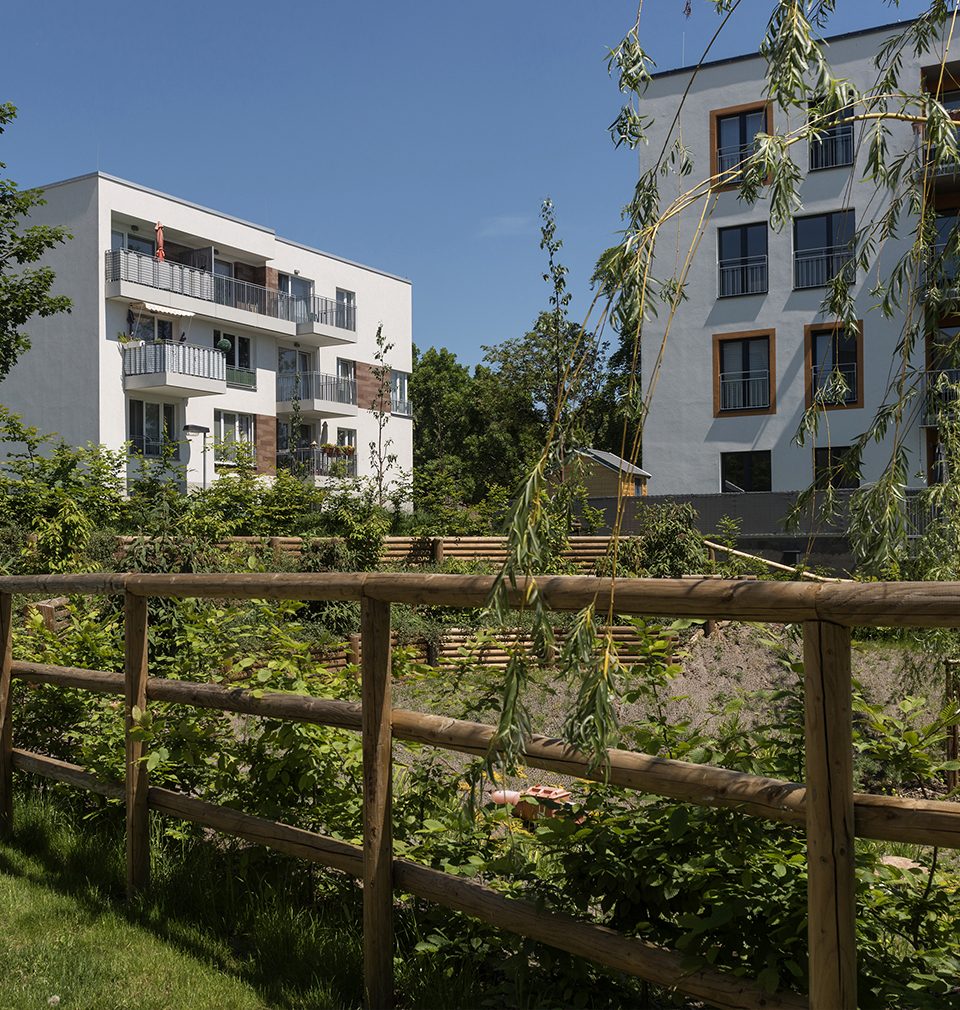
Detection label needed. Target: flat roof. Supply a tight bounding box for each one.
[650,15,920,81]
[37,171,411,285]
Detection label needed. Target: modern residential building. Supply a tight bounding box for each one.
[639,19,955,498]
[4,173,412,488]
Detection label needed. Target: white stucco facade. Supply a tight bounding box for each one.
[5,173,413,491]
[639,20,952,495]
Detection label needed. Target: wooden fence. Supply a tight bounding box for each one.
[1,572,955,1009]
[116,533,843,581]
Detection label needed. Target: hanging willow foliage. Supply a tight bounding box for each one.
[488,1,960,767]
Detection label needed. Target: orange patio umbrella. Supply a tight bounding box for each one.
[155,221,165,261]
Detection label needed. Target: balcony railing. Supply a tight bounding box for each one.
[809,128,854,171]
[716,142,754,178]
[226,366,257,389]
[811,362,857,405]
[277,448,358,478]
[106,248,357,331]
[718,255,768,298]
[276,372,357,405]
[392,399,412,417]
[719,369,770,411]
[923,368,960,424]
[794,245,856,290]
[123,341,226,381]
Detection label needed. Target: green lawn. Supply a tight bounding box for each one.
[0,789,490,1010]
[0,865,275,1010]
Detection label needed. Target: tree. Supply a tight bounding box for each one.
[0,103,71,380]
[482,199,608,448]
[410,345,542,506]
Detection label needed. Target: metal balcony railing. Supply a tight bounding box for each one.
[105,248,357,331]
[226,366,257,389]
[809,128,854,171]
[123,341,226,382]
[923,368,960,424]
[718,255,768,297]
[276,372,357,405]
[794,245,856,290]
[392,399,412,417]
[716,142,754,177]
[811,362,857,404]
[719,369,770,411]
[277,448,358,477]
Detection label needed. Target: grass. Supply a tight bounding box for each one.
[0,788,495,1010]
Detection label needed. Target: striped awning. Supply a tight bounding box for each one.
[131,301,195,319]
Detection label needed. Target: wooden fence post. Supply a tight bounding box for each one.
[432,537,444,566]
[124,591,150,899]
[0,592,13,839]
[946,659,959,794]
[361,595,393,1009]
[803,620,856,1010]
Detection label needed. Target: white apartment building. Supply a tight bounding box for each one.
[640,19,956,496]
[4,173,412,488]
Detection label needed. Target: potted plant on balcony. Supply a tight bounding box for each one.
[340,444,356,457]
[320,442,339,457]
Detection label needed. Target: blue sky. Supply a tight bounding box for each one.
[3,1,931,365]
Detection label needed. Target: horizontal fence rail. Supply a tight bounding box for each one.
[4,572,959,1008]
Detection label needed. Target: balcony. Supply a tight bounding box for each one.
[276,371,358,418]
[392,398,412,417]
[809,128,854,171]
[794,245,855,290]
[226,366,257,390]
[922,368,960,425]
[718,255,768,298]
[719,369,770,412]
[105,248,357,346]
[811,362,858,406]
[123,341,226,397]
[277,447,358,478]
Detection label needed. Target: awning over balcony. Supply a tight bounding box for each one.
[131,301,195,318]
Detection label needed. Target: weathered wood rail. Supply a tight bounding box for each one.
[1,572,956,1009]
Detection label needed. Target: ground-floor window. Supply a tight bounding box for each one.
[720,450,771,492]
[814,446,859,489]
[129,399,178,458]
[214,410,255,463]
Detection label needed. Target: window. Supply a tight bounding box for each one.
[710,103,771,186]
[214,410,254,463]
[718,224,768,297]
[805,322,863,409]
[794,211,855,289]
[720,451,771,493]
[277,347,312,401]
[809,104,854,171]
[126,233,155,256]
[336,288,356,330]
[128,399,177,458]
[279,273,314,322]
[933,211,960,283]
[391,370,411,415]
[128,312,155,342]
[713,331,775,415]
[337,428,357,449]
[814,446,859,489]
[215,331,255,388]
[337,358,356,382]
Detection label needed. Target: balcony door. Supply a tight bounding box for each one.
[277,347,312,401]
[214,259,234,307]
[718,335,770,412]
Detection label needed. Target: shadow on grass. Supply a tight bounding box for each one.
[0,786,489,1010]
